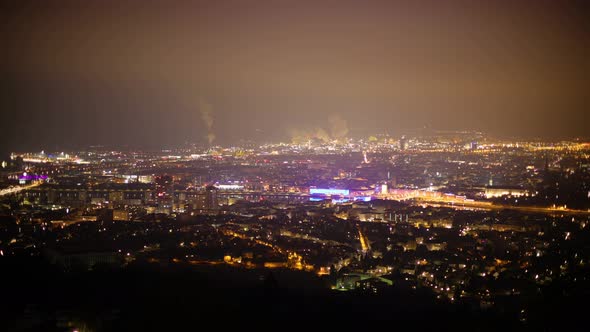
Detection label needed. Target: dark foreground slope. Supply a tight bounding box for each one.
[1,257,587,331]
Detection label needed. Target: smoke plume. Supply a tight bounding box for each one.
[198,98,215,145]
[328,114,349,139]
[288,114,349,144]
[289,128,331,144]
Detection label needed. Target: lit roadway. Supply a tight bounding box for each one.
[357,225,371,252]
[0,182,41,197]
[416,198,590,215]
[379,191,590,215]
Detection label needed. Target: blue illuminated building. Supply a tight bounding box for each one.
[310,188,350,196]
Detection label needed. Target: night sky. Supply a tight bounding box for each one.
[2,0,588,154]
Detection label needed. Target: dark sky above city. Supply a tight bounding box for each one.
[2,0,588,153]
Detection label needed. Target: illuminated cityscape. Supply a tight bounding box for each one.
[2,134,589,329]
[3,0,588,330]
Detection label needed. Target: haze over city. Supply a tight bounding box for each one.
[3,0,589,154]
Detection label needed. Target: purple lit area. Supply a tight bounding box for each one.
[309,188,350,196]
[309,196,371,204]
[18,174,48,181]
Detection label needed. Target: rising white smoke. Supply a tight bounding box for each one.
[288,114,349,143]
[328,113,349,139]
[198,98,215,145]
